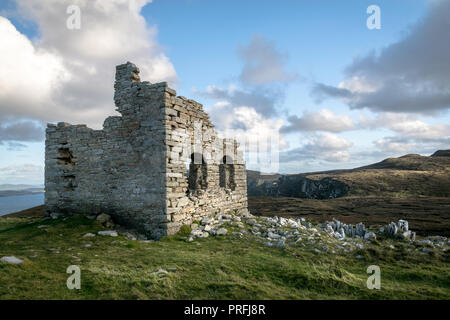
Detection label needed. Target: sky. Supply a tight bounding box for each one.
[0,0,449,185]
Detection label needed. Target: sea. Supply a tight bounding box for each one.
[0,193,45,216]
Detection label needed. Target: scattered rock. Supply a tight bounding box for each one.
[275,240,285,248]
[124,232,137,240]
[151,269,169,276]
[1,256,24,264]
[267,231,280,239]
[216,228,228,236]
[98,230,118,237]
[50,213,61,219]
[199,232,209,238]
[83,233,96,238]
[201,217,214,226]
[190,229,204,237]
[232,216,241,222]
[364,232,377,240]
[203,224,214,232]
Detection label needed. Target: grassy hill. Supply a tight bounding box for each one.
[0,212,449,299]
[309,153,450,198]
[1,151,448,299]
[248,150,450,198]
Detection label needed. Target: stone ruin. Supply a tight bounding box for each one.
[45,62,248,239]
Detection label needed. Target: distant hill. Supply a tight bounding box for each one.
[0,184,44,191]
[247,149,450,198]
[431,149,450,157]
[0,184,44,197]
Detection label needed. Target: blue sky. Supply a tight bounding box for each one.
[0,0,449,184]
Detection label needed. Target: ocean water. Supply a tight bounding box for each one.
[0,193,45,216]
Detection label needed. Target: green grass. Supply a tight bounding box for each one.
[0,216,449,299]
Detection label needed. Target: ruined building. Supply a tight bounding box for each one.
[45,62,248,239]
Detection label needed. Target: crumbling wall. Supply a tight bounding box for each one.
[163,93,248,235]
[45,62,248,239]
[46,63,169,238]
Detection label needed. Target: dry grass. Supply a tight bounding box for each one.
[249,196,450,236]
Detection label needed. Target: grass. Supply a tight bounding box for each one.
[0,215,449,299]
[306,169,450,198]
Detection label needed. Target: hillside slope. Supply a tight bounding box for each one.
[248,150,450,198]
[0,213,448,299]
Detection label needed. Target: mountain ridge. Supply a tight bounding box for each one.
[247,149,450,198]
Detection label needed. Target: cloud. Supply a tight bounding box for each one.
[201,84,282,117]
[0,120,45,143]
[0,163,44,184]
[6,142,27,151]
[374,138,415,154]
[0,16,69,121]
[311,83,353,103]
[197,34,298,164]
[374,135,450,155]
[206,103,288,152]
[357,112,450,154]
[281,109,355,133]
[311,0,450,114]
[238,35,297,86]
[0,0,177,132]
[359,113,450,140]
[204,103,287,173]
[198,34,297,121]
[280,132,353,163]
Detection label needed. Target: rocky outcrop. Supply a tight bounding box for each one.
[247,174,349,199]
[380,220,416,240]
[185,209,449,255]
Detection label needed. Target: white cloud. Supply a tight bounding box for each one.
[313,132,353,151]
[0,0,177,131]
[238,34,297,85]
[206,103,288,152]
[0,164,44,184]
[337,76,378,94]
[282,109,355,133]
[0,17,69,121]
[359,112,450,140]
[311,1,450,114]
[280,132,353,164]
[358,112,450,154]
[374,138,415,154]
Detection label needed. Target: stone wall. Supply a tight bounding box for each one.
[45,62,248,239]
[163,89,248,235]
